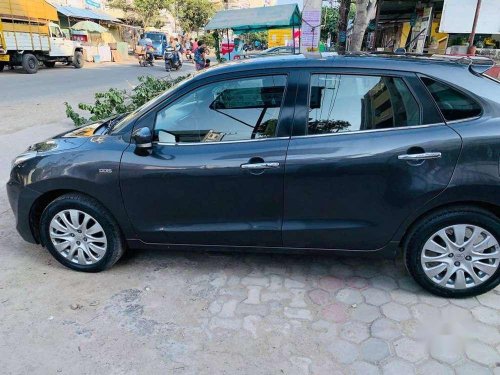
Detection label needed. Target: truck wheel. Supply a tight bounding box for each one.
[0,63,4,72]
[43,61,56,68]
[73,51,84,69]
[22,53,39,74]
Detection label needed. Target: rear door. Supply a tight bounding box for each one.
[283,69,462,250]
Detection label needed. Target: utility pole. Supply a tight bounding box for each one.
[467,0,481,55]
[337,0,350,54]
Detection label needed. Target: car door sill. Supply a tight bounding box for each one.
[125,239,399,258]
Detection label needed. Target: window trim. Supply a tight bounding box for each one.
[298,71,425,139]
[290,122,445,140]
[417,74,484,124]
[154,136,290,146]
[151,73,290,146]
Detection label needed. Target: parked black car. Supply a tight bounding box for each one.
[7,54,500,297]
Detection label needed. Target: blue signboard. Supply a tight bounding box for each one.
[85,0,101,8]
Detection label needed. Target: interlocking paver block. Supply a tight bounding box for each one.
[360,338,390,363]
[340,321,370,344]
[319,276,344,292]
[348,361,381,375]
[370,276,398,291]
[382,359,415,375]
[455,361,493,375]
[477,293,500,309]
[394,337,427,363]
[328,339,359,364]
[335,288,363,305]
[362,288,391,306]
[351,303,381,323]
[371,318,401,341]
[417,360,454,375]
[308,289,330,306]
[322,303,348,323]
[465,341,500,366]
[429,335,463,364]
[471,305,500,326]
[382,302,411,322]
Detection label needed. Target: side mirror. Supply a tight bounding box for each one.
[132,127,153,149]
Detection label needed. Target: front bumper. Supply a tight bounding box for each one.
[6,178,41,244]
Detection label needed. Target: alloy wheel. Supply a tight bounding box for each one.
[49,209,107,265]
[421,224,500,289]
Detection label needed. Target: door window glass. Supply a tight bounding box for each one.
[307,74,420,135]
[154,75,287,143]
[421,77,482,121]
[50,26,64,38]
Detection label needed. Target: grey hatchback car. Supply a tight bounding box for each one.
[7,54,500,297]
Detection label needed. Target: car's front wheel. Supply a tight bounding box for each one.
[405,207,500,297]
[40,193,125,272]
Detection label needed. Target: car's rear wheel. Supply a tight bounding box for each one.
[405,207,500,297]
[40,193,125,272]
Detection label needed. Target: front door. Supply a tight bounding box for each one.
[283,71,462,250]
[49,25,73,57]
[120,74,293,246]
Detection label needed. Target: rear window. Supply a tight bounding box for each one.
[421,77,482,121]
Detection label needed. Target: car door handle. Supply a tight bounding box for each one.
[398,152,442,161]
[240,162,280,170]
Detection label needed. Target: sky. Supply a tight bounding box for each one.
[276,0,304,10]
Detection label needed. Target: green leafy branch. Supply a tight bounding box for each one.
[65,75,189,126]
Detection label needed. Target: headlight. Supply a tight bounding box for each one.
[12,151,38,168]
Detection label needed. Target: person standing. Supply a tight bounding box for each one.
[194,40,206,70]
[192,38,199,52]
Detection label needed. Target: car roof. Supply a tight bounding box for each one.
[188,53,499,105]
[198,54,472,78]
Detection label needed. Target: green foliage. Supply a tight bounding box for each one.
[176,0,215,33]
[108,0,171,27]
[321,6,339,41]
[65,75,189,126]
[320,3,356,42]
[244,31,268,45]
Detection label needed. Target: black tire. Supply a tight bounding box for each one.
[0,63,4,72]
[22,53,39,74]
[40,193,125,272]
[43,61,56,68]
[165,61,172,71]
[405,206,500,298]
[73,51,84,69]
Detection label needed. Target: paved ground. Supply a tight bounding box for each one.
[0,62,499,375]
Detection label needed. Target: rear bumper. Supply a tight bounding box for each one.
[6,179,40,244]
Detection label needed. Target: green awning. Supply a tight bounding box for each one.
[205,4,301,32]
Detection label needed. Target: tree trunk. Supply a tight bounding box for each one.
[350,0,376,52]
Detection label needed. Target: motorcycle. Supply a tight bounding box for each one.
[137,46,155,67]
[164,47,182,71]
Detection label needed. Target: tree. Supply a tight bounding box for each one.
[108,0,172,27]
[176,0,215,33]
[320,6,339,42]
[349,0,376,52]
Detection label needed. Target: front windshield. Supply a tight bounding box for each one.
[146,33,163,41]
[110,73,195,134]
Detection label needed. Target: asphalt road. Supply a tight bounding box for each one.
[0,60,194,134]
[0,62,499,374]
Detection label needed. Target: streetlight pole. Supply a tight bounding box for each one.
[467,0,481,55]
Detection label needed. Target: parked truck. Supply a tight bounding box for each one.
[0,0,84,73]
